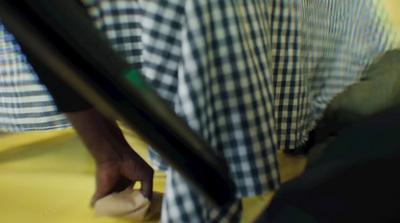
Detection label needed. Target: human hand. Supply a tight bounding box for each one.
[91,145,154,206]
[65,109,154,206]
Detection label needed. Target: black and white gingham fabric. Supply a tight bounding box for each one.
[0,0,397,222]
[0,22,70,131]
[270,0,397,150]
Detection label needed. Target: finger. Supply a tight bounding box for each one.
[91,172,115,207]
[140,178,154,200]
[90,195,98,208]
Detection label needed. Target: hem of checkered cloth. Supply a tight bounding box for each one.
[0,123,72,133]
[288,115,319,153]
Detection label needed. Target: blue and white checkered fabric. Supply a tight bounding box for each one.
[0,0,397,222]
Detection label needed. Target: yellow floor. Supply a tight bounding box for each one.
[0,129,306,223]
[383,0,400,36]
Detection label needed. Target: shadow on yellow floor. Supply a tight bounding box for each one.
[0,129,305,223]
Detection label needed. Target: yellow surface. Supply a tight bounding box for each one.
[382,0,400,46]
[383,0,400,29]
[0,129,306,223]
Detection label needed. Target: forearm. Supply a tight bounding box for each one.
[66,108,130,164]
[66,108,154,200]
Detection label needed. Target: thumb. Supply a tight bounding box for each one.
[91,171,116,207]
